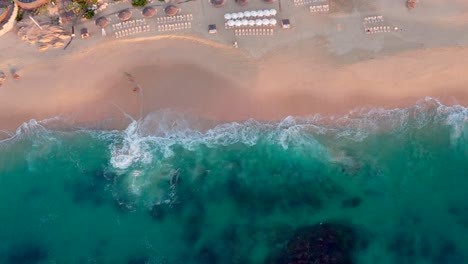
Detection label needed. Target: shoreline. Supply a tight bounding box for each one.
[0,96,465,144]
[0,35,467,133]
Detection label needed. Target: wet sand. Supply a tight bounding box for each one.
[0,33,467,134]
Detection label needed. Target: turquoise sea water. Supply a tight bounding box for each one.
[0,98,467,264]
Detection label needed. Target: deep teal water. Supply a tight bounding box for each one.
[0,98,467,264]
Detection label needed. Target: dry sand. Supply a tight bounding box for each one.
[0,0,468,133]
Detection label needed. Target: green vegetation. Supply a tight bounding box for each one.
[16,9,23,21]
[83,9,95,19]
[75,0,89,10]
[34,5,49,15]
[131,0,147,7]
[65,0,95,19]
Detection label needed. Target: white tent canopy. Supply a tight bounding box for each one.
[227,9,278,20]
[255,19,262,26]
[242,19,249,26]
[248,20,255,26]
[235,20,242,27]
[262,18,270,25]
[270,18,277,25]
[227,20,235,26]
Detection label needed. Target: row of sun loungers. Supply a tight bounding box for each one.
[364,16,384,23]
[293,0,326,6]
[234,28,275,36]
[365,26,392,34]
[157,22,192,32]
[115,25,151,38]
[309,4,329,12]
[113,19,147,30]
[156,14,193,24]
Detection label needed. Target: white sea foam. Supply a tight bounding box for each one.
[106,98,467,169]
[0,98,465,170]
[0,116,65,144]
[110,120,153,170]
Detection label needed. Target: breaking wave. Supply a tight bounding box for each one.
[0,97,465,170]
[108,97,467,169]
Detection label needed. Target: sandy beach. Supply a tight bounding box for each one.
[0,0,468,133]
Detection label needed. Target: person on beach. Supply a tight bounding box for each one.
[133,86,141,93]
[10,70,20,81]
[0,71,5,86]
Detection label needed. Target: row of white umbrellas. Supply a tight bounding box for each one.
[224,9,277,20]
[227,18,277,27]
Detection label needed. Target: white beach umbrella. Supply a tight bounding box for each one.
[262,18,270,25]
[248,20,255,26]
[250,10,257,17]
[241,19,249,26]
[255,19,262,26]
[235,20,242,27]
[257,10,264,17]
[269,18,277,25]
[263,10,271,16]
[270,9,277,16]
[244,11,251,17]
[227,20,235,27]
[231,13,238,19]
[224,13,232,20]
[237,12,244,19]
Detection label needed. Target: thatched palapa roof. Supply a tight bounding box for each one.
[406,0,417,9]
[164,5,179,16]
[118,9,132,21]
[95,17,109,28]
[142,6,157,18]
[211,0,224,7]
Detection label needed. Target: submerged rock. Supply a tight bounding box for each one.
[272,222,365,264]
[449,205,468,229]
[341,197,362,209]
[194,246,219,264]
[127,256,149,264]
[149,203,169,221]
[6,243,48,264]
[66,169,116,206]
[387,222,465,264]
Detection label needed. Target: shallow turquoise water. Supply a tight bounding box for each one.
[0,98,467,264]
